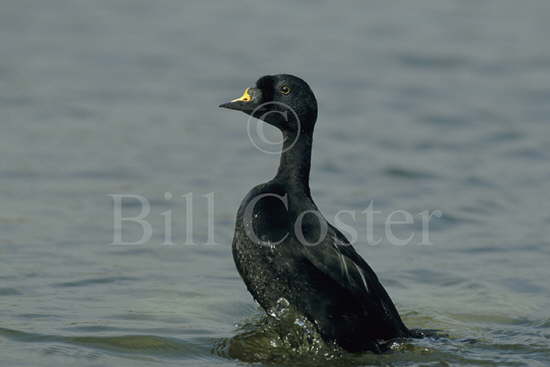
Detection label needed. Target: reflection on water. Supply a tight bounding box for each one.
[1,0,550,366]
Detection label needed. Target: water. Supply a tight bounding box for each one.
[1,1,550,366]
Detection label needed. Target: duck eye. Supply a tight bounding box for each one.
[280,85,291,95]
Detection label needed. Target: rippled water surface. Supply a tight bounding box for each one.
[1,1,550,366]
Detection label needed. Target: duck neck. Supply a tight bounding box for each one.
[275,130,313,197]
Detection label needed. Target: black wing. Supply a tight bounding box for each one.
[298,222,410,340]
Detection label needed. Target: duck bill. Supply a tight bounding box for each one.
[219,87,262,112]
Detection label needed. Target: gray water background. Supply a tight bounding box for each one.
[1,1,550,366]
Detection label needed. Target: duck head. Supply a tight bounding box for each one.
[220,74,318,134]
